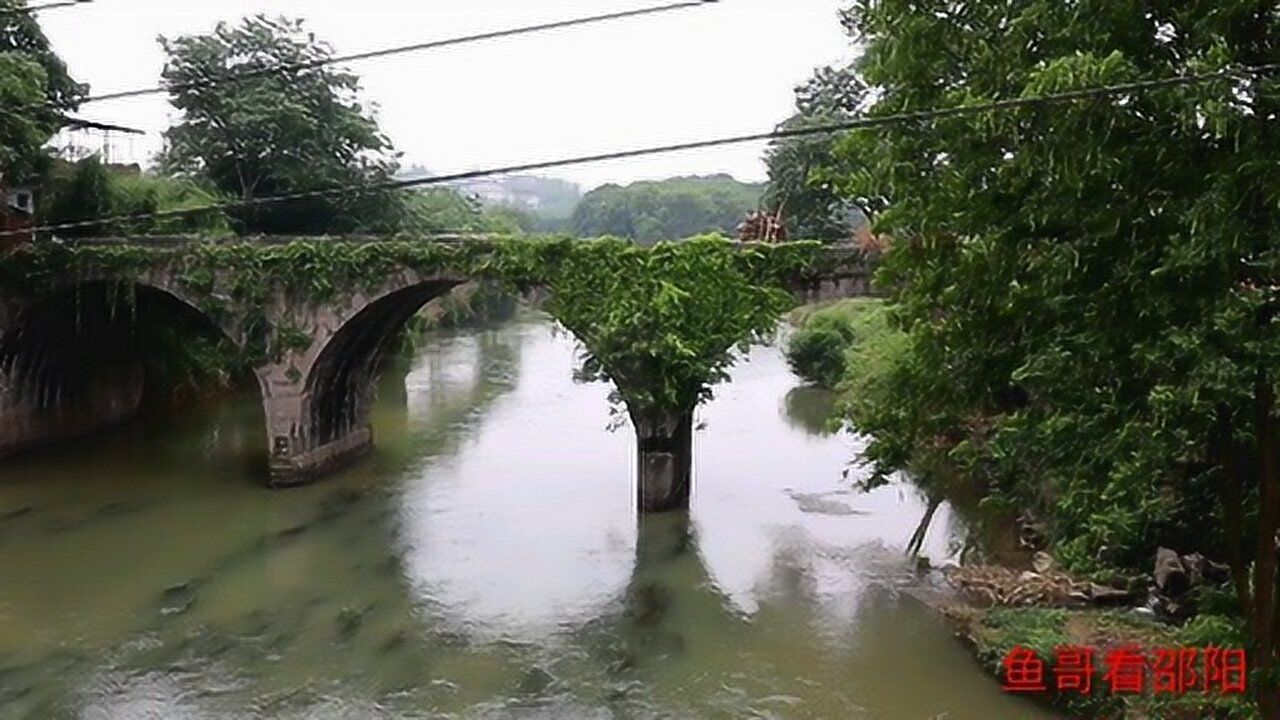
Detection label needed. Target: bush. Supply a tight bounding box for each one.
[785,302,861,386]
[41,157,231,236]
[785,299,907,396]
[786,322,850,387]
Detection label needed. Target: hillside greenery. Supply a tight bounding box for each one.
[570,175,764,244]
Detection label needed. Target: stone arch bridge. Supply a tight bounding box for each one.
[0,236,875,501]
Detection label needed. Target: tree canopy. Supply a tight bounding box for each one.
[0,0,85,184]
[157,15,403,234]
[570,175,764,244]
[763,65,868,241]
[828,0,1279,711]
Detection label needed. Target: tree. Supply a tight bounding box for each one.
[528,235,816,511]
[786,307,858,388]
[0,1,85,184]
[157,15,403,234]
[764,65,868,241]
[481,204,538,235]
[401,188,489,235]
[571,175,764,244]
[0,54,49,184]
[830,0,1279,712]
[400,188,536,235]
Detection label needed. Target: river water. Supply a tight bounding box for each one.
[0,314,1056,719]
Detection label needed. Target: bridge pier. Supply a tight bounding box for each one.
[258,373,375,487]
[633,408,694,513]
[267,426,374,487]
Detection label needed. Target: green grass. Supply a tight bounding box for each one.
[962,606,1255,719]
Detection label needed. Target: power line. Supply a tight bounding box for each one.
[23,0,714,111]
[0,0,92,15]
[5,61,1277,240]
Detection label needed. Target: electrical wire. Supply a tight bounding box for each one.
[19,0,714,111]
[0,0,92,15]
[4,61,1276,239]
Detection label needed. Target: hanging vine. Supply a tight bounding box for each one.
[0,236,841,398]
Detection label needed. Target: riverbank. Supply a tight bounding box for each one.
[787,300,1258,719]
[928,563,1251,719]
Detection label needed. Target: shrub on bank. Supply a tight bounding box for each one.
[786,318,852,387]
[785,299,892,389]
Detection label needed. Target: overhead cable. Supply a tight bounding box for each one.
[5,61,1277,239]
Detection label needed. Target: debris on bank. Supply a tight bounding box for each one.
[925,549,1251,720]
[944,552,1140,609]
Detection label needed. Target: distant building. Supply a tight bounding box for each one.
[0,182,35,249]
[50,116,147,166]
[396,166,580,217]
[452,178,541,210]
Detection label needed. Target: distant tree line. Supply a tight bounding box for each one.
[569,175,764,244]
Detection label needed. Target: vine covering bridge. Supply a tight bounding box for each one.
[0,235,874,512]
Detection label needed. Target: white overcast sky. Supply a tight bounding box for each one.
[40,0,853,190]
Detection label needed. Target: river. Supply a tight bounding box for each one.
[0,313,1057,719]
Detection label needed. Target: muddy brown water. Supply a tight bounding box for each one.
[0,314,1058,719]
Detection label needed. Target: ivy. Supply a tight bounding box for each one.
[1,235,829,411]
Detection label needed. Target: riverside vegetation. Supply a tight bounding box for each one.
[786,300,1257,720]
[768,0,1280,716]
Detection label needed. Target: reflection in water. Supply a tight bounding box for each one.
[782,384,839,436]
[0,314,1058,719]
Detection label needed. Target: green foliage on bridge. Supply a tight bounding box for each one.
[0,236,827,411]
[521,235,818,412]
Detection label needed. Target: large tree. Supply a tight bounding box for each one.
[0,1,85,184]
[832,0,1278,712]
[763,64,867,241]
[158,15,402,234]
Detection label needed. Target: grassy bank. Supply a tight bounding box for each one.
[948,605,1251,719]
[786,298,904,394]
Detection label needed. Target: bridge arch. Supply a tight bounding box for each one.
[261,275,471,485]
[0,278,245,457]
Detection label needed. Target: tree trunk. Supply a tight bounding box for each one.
[1255,376,1280,719]
[632,407,694,514]
[906,495,942,558]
